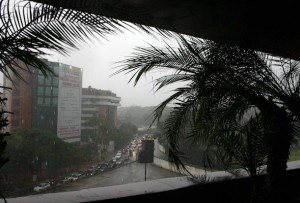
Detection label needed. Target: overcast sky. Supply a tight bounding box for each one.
[46,28,179,107]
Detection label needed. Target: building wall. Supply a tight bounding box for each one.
[3,60,82,143]
[56,63,82,143]
[3,62,33,132]
[31,61,60,134]
[81,86,121,131]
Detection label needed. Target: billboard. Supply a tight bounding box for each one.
[57,64,82,143]
[138,139,154,163]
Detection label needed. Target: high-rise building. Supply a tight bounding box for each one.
[3,59,82,143]
[81,86,121,134]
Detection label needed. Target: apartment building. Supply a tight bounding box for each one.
[3,59,82,143]
[81,86,121,132]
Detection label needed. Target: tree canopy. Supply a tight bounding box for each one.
[2,129,89,180]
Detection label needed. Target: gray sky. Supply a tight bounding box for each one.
[47,29,179,107]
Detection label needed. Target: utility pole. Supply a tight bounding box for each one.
[144,163,147,181]
[54,141,56,178]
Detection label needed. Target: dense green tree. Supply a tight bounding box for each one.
[2,129,89,181]
[82,115,108,143]
[116,36,300,201]
[108,123,137,150]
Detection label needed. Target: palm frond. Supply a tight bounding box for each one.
[0,0,125,80]
[115,34,300,181]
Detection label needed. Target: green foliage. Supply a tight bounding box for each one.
[115,35,300,183]
[288,148,300,161]
[2,129,88,179]
[0,88,11,170]
[108,123,137,150]
[84,115,106,143]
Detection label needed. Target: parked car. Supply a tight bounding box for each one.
[98,163,108,172]
[68,173,80,181]
[33,182,51,192]
[124,154,130,161]
[55,178,69,186]
[108,161,116,169]
[116,159,124,166]
[78,171,88,178]
[115,151,122,159]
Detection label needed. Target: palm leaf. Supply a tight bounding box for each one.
[0,0,125,80]
[115,35,300,181]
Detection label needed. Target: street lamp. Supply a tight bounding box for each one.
[54,141,56,177]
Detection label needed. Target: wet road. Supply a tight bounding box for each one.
[54,161,182,192]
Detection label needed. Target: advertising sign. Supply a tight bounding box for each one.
[57,64,82,143]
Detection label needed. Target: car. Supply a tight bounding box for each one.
[124,154,130,161]
[47,178,55,186]
[55,178,69,186]
[98,163,108,172]
[116,159,124,166]
[87,167,97,176]
[108,161,116,169]
[78,171,88,178]
[33,182,51,192]
[115,154,122,160]
[68,173,80,181]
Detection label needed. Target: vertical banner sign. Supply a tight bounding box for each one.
[57,64,82,143]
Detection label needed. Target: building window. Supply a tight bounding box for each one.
[38,87,44,96]
[82,104,94,108]
[37,97,43,105]
[82,110,95,114]
[38,75,44,85]
[45,77,52,85]
[52,98,58,106]
[53,66,59,75]
[52,87,58,96]
[45,97,51,106]
[45,87,51,96]
[53,77,59,84]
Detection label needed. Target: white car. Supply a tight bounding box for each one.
[115,152,122,159]
[68,173,80,181]
[33,182,51,192]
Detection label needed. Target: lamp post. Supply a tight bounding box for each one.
[32,155,38,181]
[54,141,56,177]
[94,122,99,164]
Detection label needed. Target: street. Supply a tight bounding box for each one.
[51,161,182,193]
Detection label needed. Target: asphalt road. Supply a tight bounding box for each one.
[53,161,182,192]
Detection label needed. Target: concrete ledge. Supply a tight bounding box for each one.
[6,176,194,203]
[6,156,300,203]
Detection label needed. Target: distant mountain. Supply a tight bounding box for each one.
[117,106,172,128]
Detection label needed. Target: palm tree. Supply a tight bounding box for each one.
[0,87,11,169]
[0,0,124,80]
[115,36,300,201]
